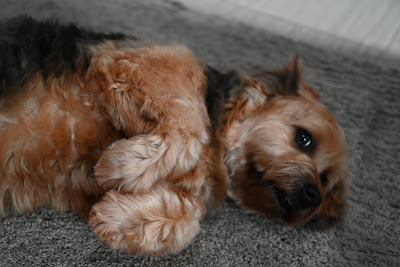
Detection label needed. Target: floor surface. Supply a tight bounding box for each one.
[178,0,400,68]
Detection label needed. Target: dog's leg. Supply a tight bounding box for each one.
[90,45,209,193]
[94,103,209,192]
[89,184,205,255]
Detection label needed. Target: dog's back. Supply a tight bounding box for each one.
[0,16,125,96]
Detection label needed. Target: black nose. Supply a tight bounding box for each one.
[302,183,321,208]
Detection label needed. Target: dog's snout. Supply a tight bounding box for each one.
[303,183,321,208]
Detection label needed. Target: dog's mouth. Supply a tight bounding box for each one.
[274,188,293,211]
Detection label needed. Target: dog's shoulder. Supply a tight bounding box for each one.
[0,16,127,96]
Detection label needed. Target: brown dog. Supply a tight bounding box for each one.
[0,17,347,255]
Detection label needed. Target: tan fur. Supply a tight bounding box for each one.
[88,44,210,193]
[0,74,115,216]
[89,184,205,255]
[0,42,347,254]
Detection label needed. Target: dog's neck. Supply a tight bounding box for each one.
[205,66,242,133]
[203,67,243,208]
[205,67,244,184]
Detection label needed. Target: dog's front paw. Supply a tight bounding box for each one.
[95,134,170,192]
[89,185,205,255]
[95,130,207,193]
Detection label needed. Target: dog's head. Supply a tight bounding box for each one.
[223,57,347,226]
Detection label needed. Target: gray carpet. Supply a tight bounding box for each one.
[0,0,399,266]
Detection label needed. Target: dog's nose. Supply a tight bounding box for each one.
[302,183,321,208]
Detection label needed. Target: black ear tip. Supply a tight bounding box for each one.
[250,56,308,96]
[287,55,303,72]
[282,56,305,94]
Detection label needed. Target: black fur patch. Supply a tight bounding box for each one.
[1,16,243,135]
[0,16,127,97]
[253,57,302,95]
[205,66,241,132]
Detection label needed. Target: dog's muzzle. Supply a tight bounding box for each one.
[275,183,321,211]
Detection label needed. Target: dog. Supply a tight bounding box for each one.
[0,17,347,255]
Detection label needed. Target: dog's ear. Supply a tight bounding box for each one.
[224,76,268,117]
[254,57,320,100]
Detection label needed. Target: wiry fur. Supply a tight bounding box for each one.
[0,17,347,255]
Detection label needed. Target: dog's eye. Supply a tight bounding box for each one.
[295,128,315,154]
